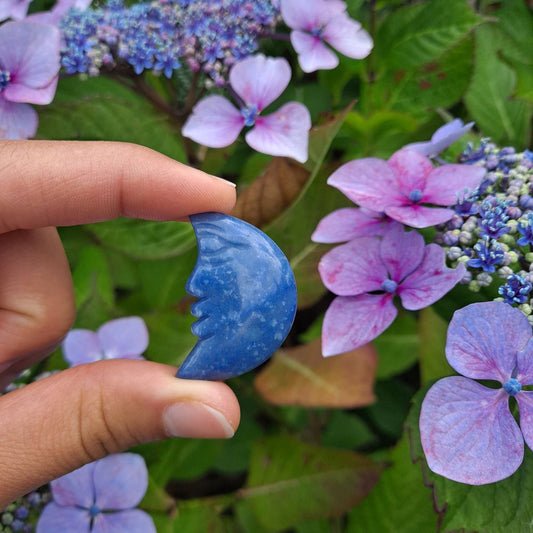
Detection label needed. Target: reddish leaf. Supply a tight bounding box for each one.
[254,338,377,407]
[231,157,310,228]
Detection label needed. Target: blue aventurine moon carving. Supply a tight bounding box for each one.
[177,212,298,381]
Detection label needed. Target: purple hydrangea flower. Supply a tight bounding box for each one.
[182,54,311,163]
[280,0,373,73]
[0,21,60,139]
[62,317,148,367]
[37,453,156,532]
[326,148,485,228]
[0,0,33,21]
[404,119,474,158]
[311,207,394,243]
[318,224,465,355]
[420,301,533,485]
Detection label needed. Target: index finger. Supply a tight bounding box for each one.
[0,140,236,233]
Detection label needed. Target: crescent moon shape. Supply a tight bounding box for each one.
[177,212,297,381]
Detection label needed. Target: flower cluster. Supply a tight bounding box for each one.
[59,0,279,84]
[435,142,533,320]
[312,122,485,355]
[0,490,50,533]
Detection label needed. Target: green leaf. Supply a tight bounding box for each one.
[383,36,475,119]
[143,310,195,367]
[496,0,533,66]
[170,501,227,533]
[137,250,196,309]
[406,387,533,532]
[87,218,195,260]
[238,435,383,531]
[377,0,482,70]
[374,312,419,379]
[140,475,175,514]
[140,438,224,486]
[514,62,533,103]
[37,76,187,162]
[418,307,451,384]
[465,24,532,147]
[321,411,378,451]
[347,435,438,532]
[72,246,114,309]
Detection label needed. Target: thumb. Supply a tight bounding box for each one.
[0,360,240,506]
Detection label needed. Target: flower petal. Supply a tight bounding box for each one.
[51,462,96,508]
[318,237,387,295]
[182,95,243,148]
[91,510,156,533]
[379,224,425,282]
[517,338,533,385]
[5,74,58,105]
[280,0,346,31]
[62,330,102,366]
[445,301,530,382]
[398,244,465,309]
[323,13,373,59]
[0,98,37,139]
[290,30,339,73]
[387,149,433,196]
[0,22,60,96]
[516,391,533,452]
[36,503,91,533]
[404,119,474,157]
[97,317,148,359]
[311,207,390,243]
[245,102,311,163]
[420,376,523,485]
[322,293,397,356]
[93,454,148,510]
[327,158,403,211]
[423,164,485,206]
[384,204,455,228]
[230,55,290,111]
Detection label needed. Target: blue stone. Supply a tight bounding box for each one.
[177,212,298,381]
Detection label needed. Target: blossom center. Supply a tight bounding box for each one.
[0,70,11,91]
[89,505,101,517]
[310,27,324,38]
[381,279,397,293]
[409,189,423,203]
[503,378,522,396]
[241,104,259,127]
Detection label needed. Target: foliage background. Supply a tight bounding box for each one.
[27,0,533,531]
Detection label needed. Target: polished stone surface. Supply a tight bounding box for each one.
[177,212,297,381]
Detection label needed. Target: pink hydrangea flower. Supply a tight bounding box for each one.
[319,224,465,355]
[280,0,373,73]
[0,21,60,139]
[327,148,485,228]
[37,454,156,533]
[62,317,148,367]
[420,301,533,485]
[182,54,311,163]
[404,118,474,158]
[0,0,33,21]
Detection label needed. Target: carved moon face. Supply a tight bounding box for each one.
[177,212,297,381]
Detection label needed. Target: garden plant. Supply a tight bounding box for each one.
[1,0,533,531]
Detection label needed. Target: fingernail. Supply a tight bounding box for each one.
[163,402,235,439]
[212,175,236,188]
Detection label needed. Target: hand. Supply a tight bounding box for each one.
[0,141,240,507]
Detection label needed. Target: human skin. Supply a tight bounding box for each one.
[0,141,240,506]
